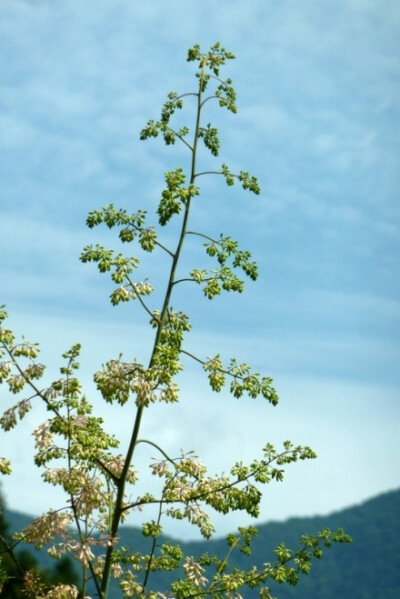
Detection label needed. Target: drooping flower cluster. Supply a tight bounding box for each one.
[18,511,72,549]
[183,557,208,587]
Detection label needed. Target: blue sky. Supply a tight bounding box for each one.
[1,0,399,539]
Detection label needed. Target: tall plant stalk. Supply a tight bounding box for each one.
[99,55,208,599]
[0,44,350,599]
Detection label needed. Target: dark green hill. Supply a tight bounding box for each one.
[4,487,400,598]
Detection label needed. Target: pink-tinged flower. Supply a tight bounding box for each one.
[22,510,72,548]
[33,421,53,449]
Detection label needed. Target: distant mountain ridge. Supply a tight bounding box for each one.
[5,487,400,598]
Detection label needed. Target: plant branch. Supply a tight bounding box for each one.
[194,170,223,178]
[0,533,24,576]
[152,239,175,258]
[124,448,296,512]
[141,496,164,590]
[185,231,219,244]
[99,55,208,599]
[136,439,176,465]
[124,275,155,321]
[164,124,194,151]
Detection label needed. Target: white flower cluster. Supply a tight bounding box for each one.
[111,281,153,305]
[183,557,208,587]
[133,281,153,295]
[21,510,72,549]
[44,584,80,599]
[119,570,143,598]
[180,457,207,477]
[131,374,157,406]
[150,459,170,477]
[24,362,46,379]
[34,421,53,450]
[183,503,210,531]
[71,540,95,567]
[0,360,12,379]
[73,475,109,517]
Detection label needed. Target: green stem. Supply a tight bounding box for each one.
[141,496,164,590]
[65,361,101,598]
[99,57,207,599]
[186,230,219,243]
[206,537,239,595]
[136,438,176,464]
[0,533,24,576]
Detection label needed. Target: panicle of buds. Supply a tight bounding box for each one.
[0,456,11,474]
[150,459,170,477]
[183,557,208,587]
[171,479,192,501]
[34,422,53,449]
[73,475,108,517]
[120,570,143,597]
[180,457,207,477]
[73,541,95,567]
[131,375,156,407]
[0,360,13,379]
[111,562,123,579]
[133,281,153,295]
[184,503,207,525]
[44,584,80,599]
[21,510,72,549]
